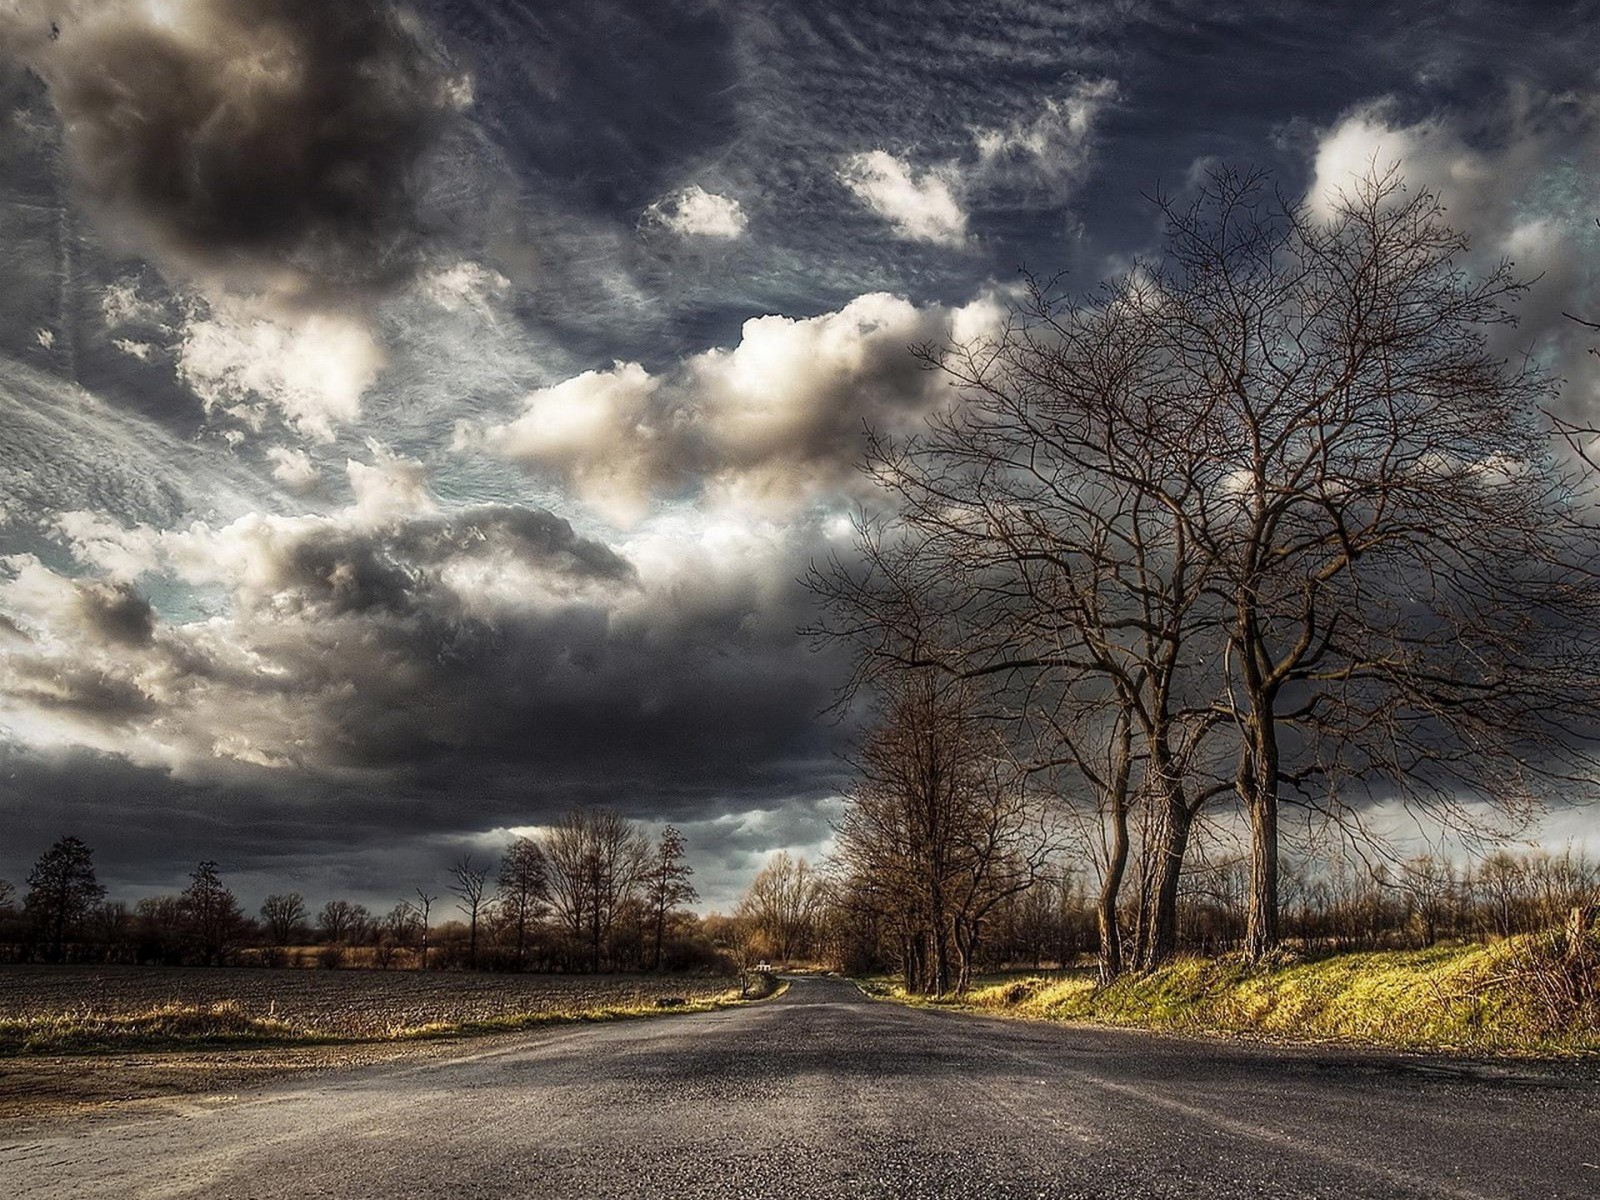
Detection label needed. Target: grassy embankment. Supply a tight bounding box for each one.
[0,972,784,1056]
[867,931,1600,1056]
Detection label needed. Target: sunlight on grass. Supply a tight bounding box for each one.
[884,935,1600,1056]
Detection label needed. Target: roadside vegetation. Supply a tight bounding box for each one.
[867,918,1600,1056]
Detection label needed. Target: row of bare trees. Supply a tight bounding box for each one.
[469,810,701,973]
[809,166,1600,988]
[3,812,707,972]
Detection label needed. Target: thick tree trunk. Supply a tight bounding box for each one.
[1244,785,1280,960]
[1242,711,1281,962]
[1138,781,1192,970]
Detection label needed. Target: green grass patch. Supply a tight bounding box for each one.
[872,934,1600,1056]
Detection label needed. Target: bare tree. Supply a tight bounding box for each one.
[809,261,1234,971]
[836,674,1048,994]
[449,857,490,970]
[545,809,648,972]
[498,836,549,970]
[25,836,106,962]
[412,889,438,970]
[738,851,826,966]
[643,826,698,971]
[811,164,1600,970]
[317,898,368,944]
[377,902,417,969]
[178,861,246,966]
[1148,166,1600,958]
[260,892,307,946]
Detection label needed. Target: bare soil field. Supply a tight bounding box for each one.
[0,966,747,1120]
[0,965,733,1039]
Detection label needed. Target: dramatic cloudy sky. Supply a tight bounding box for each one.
[1,0,1597,911]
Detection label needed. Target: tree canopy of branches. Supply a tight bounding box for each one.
[317,898,370,944]
[544,810,648,972]
[178,861,247,965]
[260,892,307,945]
[810,165,1600,976]
[498,836,549,970]
[449,857,490,970]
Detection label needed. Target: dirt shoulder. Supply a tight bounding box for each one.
[0,1036,489,1122]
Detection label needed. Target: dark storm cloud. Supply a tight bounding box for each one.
[257,504,635,618]
[76,578,155,646]
[0,509,852,909]
[5,473,844,796]
[11,0,457,299]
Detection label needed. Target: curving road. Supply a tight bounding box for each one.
[2,976,1596,1199]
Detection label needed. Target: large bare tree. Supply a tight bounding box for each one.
[1148,167,1600,958]
[811,164,1600,971]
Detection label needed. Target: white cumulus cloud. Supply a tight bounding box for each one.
[176,299,386,441]
[643,185,749,239]
[469,290,1010,520]
[838,152,968,247]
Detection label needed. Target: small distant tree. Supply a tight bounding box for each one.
[449,856,490,970]
[134,895,185,964]
[25,836,106,961]
[643,827,698,971]
[544,810,648,972]
[412,889,438,969]
[0,879,14,912]
[498,837,549,970]
[179,861,246,965]
[318,898,367,944]
[377,902,418,969]
[89,900,133,960]
[261,892,308,946]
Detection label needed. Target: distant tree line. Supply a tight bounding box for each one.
[0,810,718,972]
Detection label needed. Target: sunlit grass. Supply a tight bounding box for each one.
[877,936,1600,1056]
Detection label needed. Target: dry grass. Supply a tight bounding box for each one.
[0,966,756,1055]
[877,930,1600,1057]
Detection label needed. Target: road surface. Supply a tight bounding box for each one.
[2,976,1596,1198]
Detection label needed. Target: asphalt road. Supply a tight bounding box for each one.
[2,976,1596,1199]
